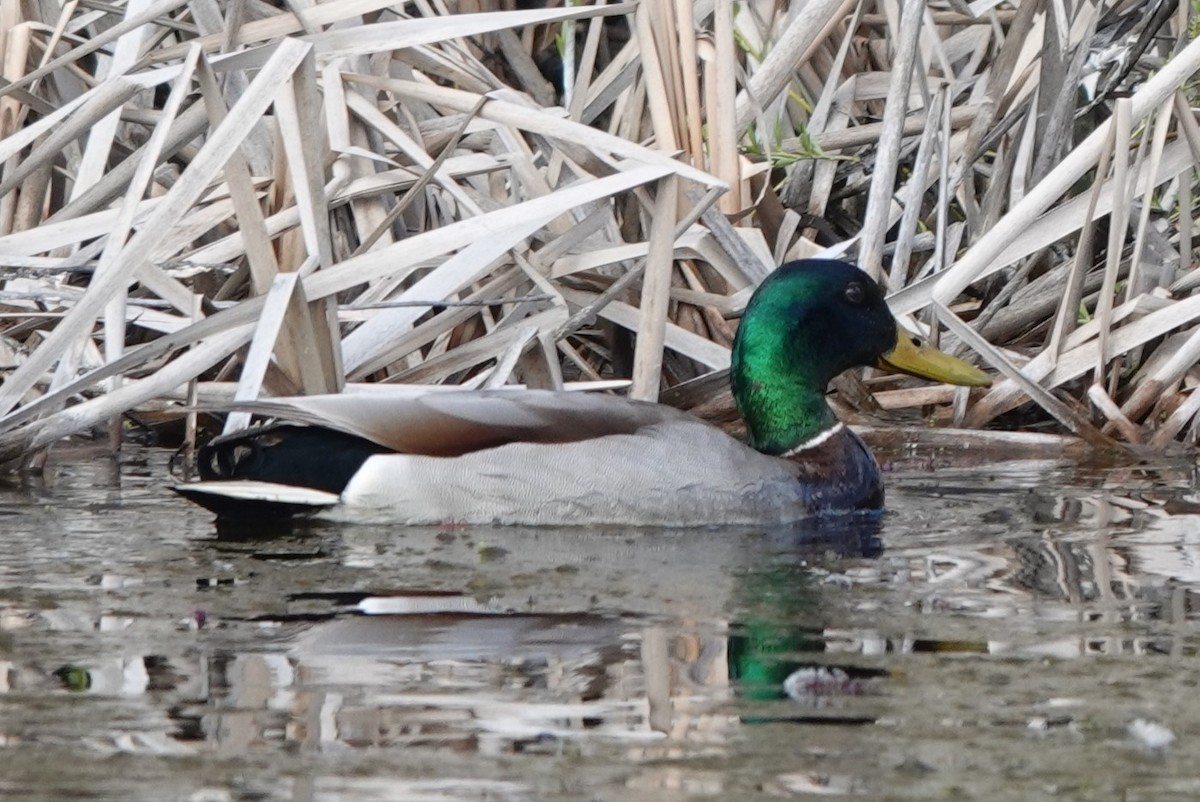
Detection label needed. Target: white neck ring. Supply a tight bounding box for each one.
[780,422,845,458]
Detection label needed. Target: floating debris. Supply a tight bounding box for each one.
[1128,718,1177,752]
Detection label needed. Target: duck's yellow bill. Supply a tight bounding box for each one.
[877,331,992,387]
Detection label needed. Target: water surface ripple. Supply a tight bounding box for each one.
[0,448,1198,800]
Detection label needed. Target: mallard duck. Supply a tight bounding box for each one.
[176,259,990,525]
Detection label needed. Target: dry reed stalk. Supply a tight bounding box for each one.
[709,0,740,214]
[630,175,679,400]
[858,0,924,281]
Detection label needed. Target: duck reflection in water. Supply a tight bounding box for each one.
[180,514,886,753]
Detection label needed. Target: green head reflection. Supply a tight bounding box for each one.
[728,520,883,703]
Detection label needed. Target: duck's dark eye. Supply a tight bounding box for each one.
[844,282,865,305]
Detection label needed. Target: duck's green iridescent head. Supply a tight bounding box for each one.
[730,259,990,455]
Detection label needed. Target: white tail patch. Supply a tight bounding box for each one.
[175,481,340,506]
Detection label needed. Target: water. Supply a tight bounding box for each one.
[1,446,1199,800]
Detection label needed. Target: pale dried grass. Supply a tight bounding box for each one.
[0,0,1196,463]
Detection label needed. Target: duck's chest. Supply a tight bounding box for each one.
[779,424,885,513]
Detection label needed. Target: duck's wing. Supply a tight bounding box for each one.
[213,390,689,456]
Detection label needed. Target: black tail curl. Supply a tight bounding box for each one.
[198,424,390,495]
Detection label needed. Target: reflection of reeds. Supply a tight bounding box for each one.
[0,0,1196,463]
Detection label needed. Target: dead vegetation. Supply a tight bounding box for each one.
[0,0,1197,464]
